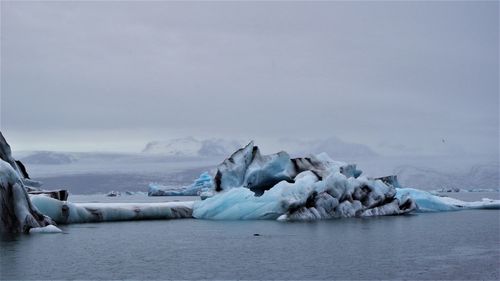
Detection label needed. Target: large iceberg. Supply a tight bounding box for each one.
[193,142,416,220]
[0,132,57,233]
[193,142,499,220]
[0,160,58,233]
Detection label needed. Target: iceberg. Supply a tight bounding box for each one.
[0,160,59,233]
[0,132,58,233]
[148,172,213,196]
[193,142,415,220]
[193,142,499,221]
[212,142,361,194]
[194,170,415,221]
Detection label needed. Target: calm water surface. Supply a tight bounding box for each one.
[1,194,499,280]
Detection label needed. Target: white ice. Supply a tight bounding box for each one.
[29,225,62,233]
[194,169,415,221]
[0,160,55,233]
[30,195,194,224]
[396,188,500,212]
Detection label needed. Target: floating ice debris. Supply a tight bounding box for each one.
[148,172,213,196]
[29,225,62,233]
[106,191,121,197]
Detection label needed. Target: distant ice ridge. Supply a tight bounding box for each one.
[148,172,213,196]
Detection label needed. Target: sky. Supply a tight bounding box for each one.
[0,0,498,157]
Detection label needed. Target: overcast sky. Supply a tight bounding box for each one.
[1,1,498,157]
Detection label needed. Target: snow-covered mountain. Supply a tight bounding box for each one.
[142,137,242,158]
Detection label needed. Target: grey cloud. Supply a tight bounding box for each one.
[1,1,498,157]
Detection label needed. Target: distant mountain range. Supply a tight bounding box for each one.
[19,151,78,165]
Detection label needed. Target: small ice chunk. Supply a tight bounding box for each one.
[29,225,62,233]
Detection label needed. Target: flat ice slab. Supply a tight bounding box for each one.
[30,195,194,224]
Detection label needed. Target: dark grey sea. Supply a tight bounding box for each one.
[1,193,499,280]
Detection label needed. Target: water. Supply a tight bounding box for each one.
[1,209,499,279]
